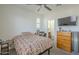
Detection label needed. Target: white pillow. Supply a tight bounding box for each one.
[22,32,33,35]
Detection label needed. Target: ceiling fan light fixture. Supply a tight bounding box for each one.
[36,4,52,12]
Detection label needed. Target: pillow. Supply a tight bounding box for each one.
[22,32,33,35]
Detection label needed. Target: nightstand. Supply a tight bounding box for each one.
[0,40,9,55]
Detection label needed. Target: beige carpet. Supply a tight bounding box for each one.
[9,48,71,55]
[43,48,71,55]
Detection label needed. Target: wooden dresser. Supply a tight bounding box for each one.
[57,32,72,52]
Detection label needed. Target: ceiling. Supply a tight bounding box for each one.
[16,4,63,14]
[15,4,79,14]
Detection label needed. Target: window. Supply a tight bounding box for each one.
[36,18,40,29]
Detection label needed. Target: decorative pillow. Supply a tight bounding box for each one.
[22,32,33,35]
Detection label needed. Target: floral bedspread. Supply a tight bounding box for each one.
[13,33,52,55]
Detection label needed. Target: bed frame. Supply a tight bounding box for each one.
[38,47,52,55]
[14,46,52,55]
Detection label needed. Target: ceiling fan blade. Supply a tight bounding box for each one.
[37,5,43,12]
[44,5,52,11]
[37,6,41,12]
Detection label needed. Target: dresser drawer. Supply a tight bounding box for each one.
[62,32,72,36]
[57,32,63,36]
[57,41,62,44]
[57,36,63,43]
[62,42,71,47]
[62,46,72,52]
[57,43,62,48]
[62,36,72,41]
[57,35,62,39]
[62,39,71,45]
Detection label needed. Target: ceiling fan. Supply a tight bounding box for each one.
[26,4,62,12]
[36,4,62,12]
[36,4,52,12]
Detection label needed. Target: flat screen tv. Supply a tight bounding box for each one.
[58,16,77,26]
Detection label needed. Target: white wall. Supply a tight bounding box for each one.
[1,4,79,45]
[0,5,43,40]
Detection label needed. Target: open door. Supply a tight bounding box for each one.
[48,20,54,39]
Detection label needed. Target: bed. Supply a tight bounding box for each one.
[13,32,52,55]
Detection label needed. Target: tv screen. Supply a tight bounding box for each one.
[58,16,77,26]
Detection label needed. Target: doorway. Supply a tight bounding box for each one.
[47,19,54,39]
